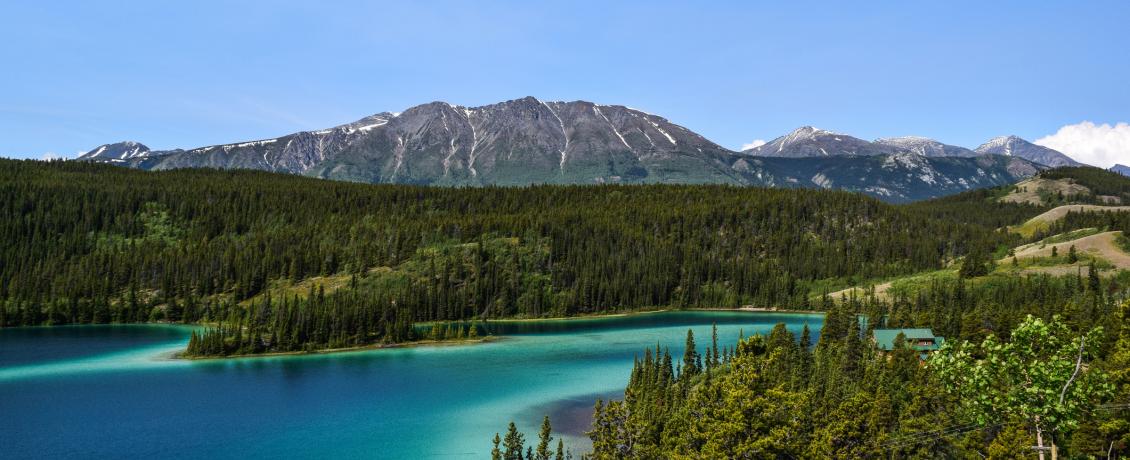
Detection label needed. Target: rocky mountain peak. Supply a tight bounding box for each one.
[975,135,1080,167]
[77,141,151,161]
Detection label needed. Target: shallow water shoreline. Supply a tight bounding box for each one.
[176,336,503,361]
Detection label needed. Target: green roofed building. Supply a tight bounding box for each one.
[872,328,945,357]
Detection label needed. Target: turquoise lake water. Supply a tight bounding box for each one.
[0,310,822,459]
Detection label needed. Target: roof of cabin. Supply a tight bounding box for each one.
[872,328,945,351]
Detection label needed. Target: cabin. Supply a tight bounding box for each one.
[872,328,944,359]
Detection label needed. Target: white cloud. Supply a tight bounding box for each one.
[1034,121,1130,168]
[40,152,67,161]
[740,139,767,151]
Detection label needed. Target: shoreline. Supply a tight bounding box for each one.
[56,307,826,362]
[470,306,824,325]
[177,336,503,361]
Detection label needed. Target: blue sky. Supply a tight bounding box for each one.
[3,1,1129,165]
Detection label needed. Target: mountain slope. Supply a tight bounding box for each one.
[974,135,1081,167]
[1112,164,1130,176]
[303,98,742,185]
[747,153,1041,202]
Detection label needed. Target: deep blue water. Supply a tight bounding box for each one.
[0,311,821,459]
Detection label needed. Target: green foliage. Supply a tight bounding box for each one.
[579,282,1128,458]
[906,185,1049,229]
[959,248,992,278]
[932,315,1112,449]
[503,422,525,460]
[1035,209,1130,242]
[535,416,553,460]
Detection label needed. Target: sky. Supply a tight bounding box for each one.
[3,1,1129,167]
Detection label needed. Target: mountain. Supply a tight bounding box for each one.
[743,126,901,158]
[748,153,1041,202]
[94,97,742,186]
[77,141,151,162]
[974,135,1081,167]
[1111,164,1130,176]
[873,136,978,157]
[76,97,1045,202]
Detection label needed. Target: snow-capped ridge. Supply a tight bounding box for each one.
[77,141,151,160]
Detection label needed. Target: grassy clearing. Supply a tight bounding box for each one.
[999,178,1090,205]
[1009,205,1130,238]
[1036,227,1102,245]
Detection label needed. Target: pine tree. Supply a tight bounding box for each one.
[491,433,502,460]
[503,421,525,460]
[682,329,699,378]
[710,322,720,368]
[535,415,552,460]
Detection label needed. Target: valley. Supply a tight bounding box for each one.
[3,159,1129,458]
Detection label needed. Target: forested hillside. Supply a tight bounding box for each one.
[1,159,1024,353]
[499,272,1130,458]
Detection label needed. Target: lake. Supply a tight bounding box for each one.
[0,310,822,459]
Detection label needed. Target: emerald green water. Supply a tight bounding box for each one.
[0,311,821,459]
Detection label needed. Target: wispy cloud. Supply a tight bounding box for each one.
[1035,121,1130,168]
[740,139,767,151]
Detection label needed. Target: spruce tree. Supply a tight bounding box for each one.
[710,322,720,368]
[535,415,552,460]
[682,329,699,378]
[503,421,524,460]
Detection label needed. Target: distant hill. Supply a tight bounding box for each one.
[907,166,1130,230]
[1004,167,1130,205]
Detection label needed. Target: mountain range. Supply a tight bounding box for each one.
[1112,164,1130,176]
[77,96,1077,202]
[743,127,1080,167]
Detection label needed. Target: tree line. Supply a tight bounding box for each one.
[1,159,1033,348]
